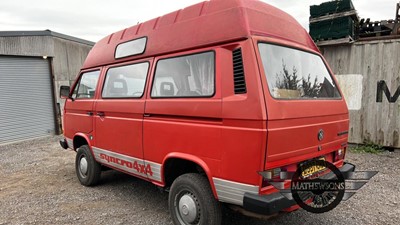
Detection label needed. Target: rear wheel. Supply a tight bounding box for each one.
[169,173,222,225]
[75,145,101,186]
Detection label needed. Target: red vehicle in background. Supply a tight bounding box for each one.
[59,0,354,224]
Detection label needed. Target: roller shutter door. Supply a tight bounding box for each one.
[0,56,55,144]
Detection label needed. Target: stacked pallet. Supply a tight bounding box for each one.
[358,2,400,38]
[359,19,396,38]
[309,0,358,42]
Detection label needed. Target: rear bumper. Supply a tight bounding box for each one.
[243,162,356,215]
[243,192,296,215]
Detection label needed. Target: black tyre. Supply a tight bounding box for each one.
[169,173,222,225]
[75,145,101,186]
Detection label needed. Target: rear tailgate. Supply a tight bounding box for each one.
[264,100,348,169]
[255,40,349,169]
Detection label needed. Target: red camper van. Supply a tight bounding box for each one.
[60,0,354,224]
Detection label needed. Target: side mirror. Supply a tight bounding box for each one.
[60,86,71,99]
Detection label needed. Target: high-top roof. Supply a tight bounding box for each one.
[83,0,317,69]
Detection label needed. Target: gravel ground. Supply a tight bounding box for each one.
[0,136,399,225]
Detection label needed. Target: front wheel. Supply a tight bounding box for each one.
[169,173,222,225]
[75,145,101,186]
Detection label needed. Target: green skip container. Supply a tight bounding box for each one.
[309,16,355,41]
[310,0,355,18]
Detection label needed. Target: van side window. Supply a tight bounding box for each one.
[72,70,100,99]
[151,52,215,98]
[102,62,149,98]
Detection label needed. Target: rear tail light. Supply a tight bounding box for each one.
[334,148,346,161]
[261,168,282,188]
[265,168,282,179]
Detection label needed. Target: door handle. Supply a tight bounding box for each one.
[97,112,105,117]
[144,114,151,117]
[87,112,93,116]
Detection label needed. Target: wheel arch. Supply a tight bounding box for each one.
[73,133,92,151]
[162,153,218,199]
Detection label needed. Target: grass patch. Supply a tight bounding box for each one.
[349,142,385,154]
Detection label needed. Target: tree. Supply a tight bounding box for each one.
[302,74,321,98]
[275,61,301,90]
[275,60,322,98]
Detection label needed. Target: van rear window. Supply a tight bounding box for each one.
[258,43,341,99]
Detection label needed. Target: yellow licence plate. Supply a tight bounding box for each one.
[300,158,326,178]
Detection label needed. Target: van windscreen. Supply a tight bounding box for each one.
[258,43,341,100]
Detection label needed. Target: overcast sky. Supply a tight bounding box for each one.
[0,0,398,42]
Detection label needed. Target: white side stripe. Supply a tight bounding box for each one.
[92,147,162,182]
[213,178,259,206]
[145,160,162,183]
[66,138,73,149]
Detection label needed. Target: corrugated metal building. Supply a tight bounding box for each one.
[0,30,93,145]
[320,37,400,148]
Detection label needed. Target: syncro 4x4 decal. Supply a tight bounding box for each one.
[259,160,377,213]
[92,147,162,182]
